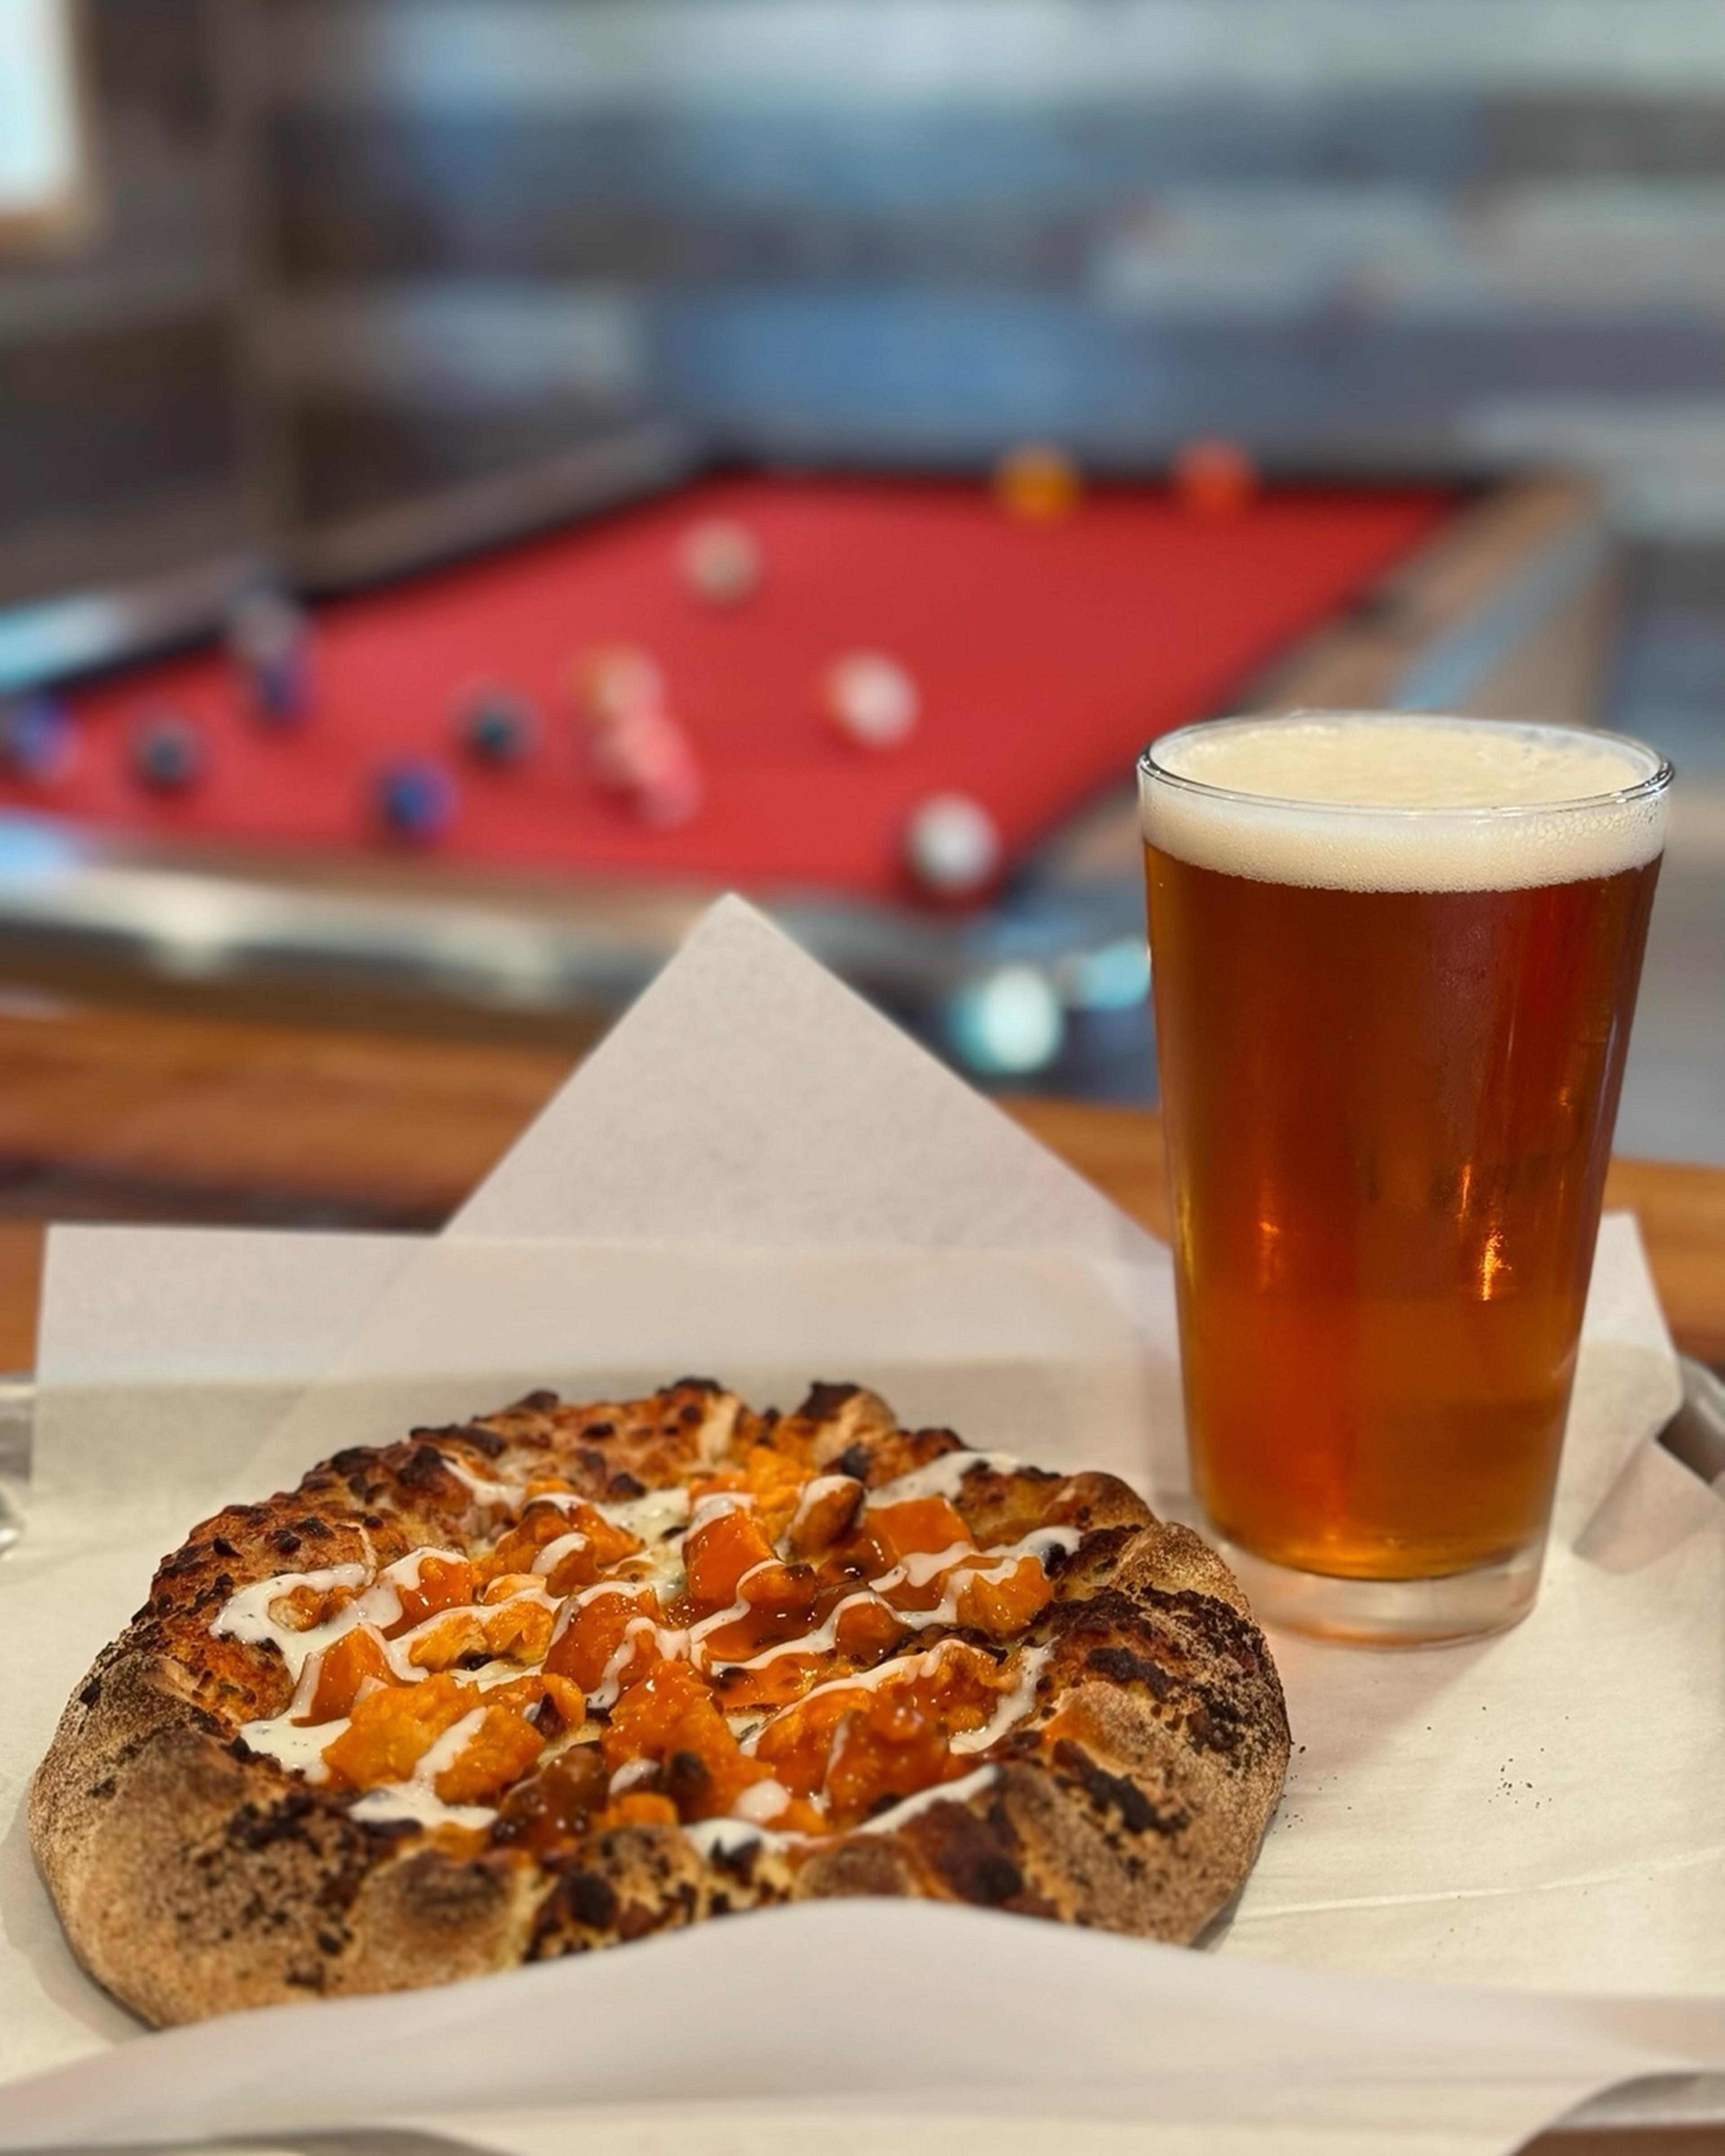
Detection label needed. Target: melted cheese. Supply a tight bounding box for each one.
[606,1485,694,1600]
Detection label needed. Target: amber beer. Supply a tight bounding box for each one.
[1139,714,1670,1642]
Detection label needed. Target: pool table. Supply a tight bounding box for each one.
[0,464,1618,1057]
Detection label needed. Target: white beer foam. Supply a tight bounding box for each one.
[1139,714,1669,893]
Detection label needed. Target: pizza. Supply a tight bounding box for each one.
[32,1379,1290,2027]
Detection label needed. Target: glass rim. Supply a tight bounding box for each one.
[1136,712,1675,822]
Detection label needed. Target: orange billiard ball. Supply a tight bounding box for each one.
[992,443,1083,522]
[1172,438,1259,519]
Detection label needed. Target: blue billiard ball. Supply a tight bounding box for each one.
[250,650,313,726]
[458,689,539,767]
[372,759,458,842]
[0,691,73,783]
[227,589,313,727]
[130,713,205,793]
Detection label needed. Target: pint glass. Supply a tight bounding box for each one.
[1139,713,1671,1644]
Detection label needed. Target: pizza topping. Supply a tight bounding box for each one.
[214,1563,369,1678]
[785,1473,864,1557]
[216,1405,1082,1853]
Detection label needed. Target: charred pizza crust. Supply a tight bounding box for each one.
[32,1381,1289,2027]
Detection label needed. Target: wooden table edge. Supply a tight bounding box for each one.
[0,1097,1718,1373]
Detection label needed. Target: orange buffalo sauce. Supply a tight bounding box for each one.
[217,1434,1081,1849]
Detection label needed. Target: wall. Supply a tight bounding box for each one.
[258,0,1725,521]
[0,0,248,609]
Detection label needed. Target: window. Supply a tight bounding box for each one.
[0,0,89,251]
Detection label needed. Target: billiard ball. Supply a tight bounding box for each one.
[372,759,458,842]
[457,687,540,767]
[588,704,702,826]
[823,651,919,751]
[0,691,73,784]
[904,792,1002,897]
[633,735,703,828]
[249,652,312,726]
[129,713,205,793]
[570,644,666,730]
[992,443,1082,522]
[677,518,762,605]
[1172,438,1258,519]
[227,588,313,725]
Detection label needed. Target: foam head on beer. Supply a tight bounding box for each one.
[1141,713,1668,892]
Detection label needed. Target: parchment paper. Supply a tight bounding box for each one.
[0,897,1720,2156]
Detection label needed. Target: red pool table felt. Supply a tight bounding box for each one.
[34,474,1453,903]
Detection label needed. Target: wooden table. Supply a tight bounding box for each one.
[0,1001,1720,1373]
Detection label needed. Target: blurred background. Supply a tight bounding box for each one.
[0,0,1721,1159]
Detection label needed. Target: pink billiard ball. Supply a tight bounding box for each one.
[570,645,667,731]
[823,651,919,751]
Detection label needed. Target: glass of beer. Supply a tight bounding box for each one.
[1139,713,1671,1645]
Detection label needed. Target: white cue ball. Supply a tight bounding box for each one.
[904,792,1002,896]
[824,650,919,750]
[678,518,762,605]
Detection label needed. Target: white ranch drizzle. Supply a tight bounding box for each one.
[235,1708,348,1782]
[868,1451,1023,1506]
[732,1777,792,1824]
[549,1485,694,1601]
[588,1617,660,1711]
[687,1488,755,1534]
[951,1641,1053,1754]
[714,1588,885,1673]
[349,1708,497,1830]
[208,1433,1081,1845]
[437,1455,525,1509]
[531,1530,590,1577]
[786,1473,861,1543]
[895,1541,974,1587]
[857,1763,1000,1835]
[681,1815,791,1861]
[377,1583,557,1682]
[211,1549,484,1682]
[212,1563,368,1680]
[738,1638,970,1750]
[714,1523,1081,1675]
[548,1575,642,1644]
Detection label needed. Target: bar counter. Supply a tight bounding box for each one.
[0,1002,1720,1372]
